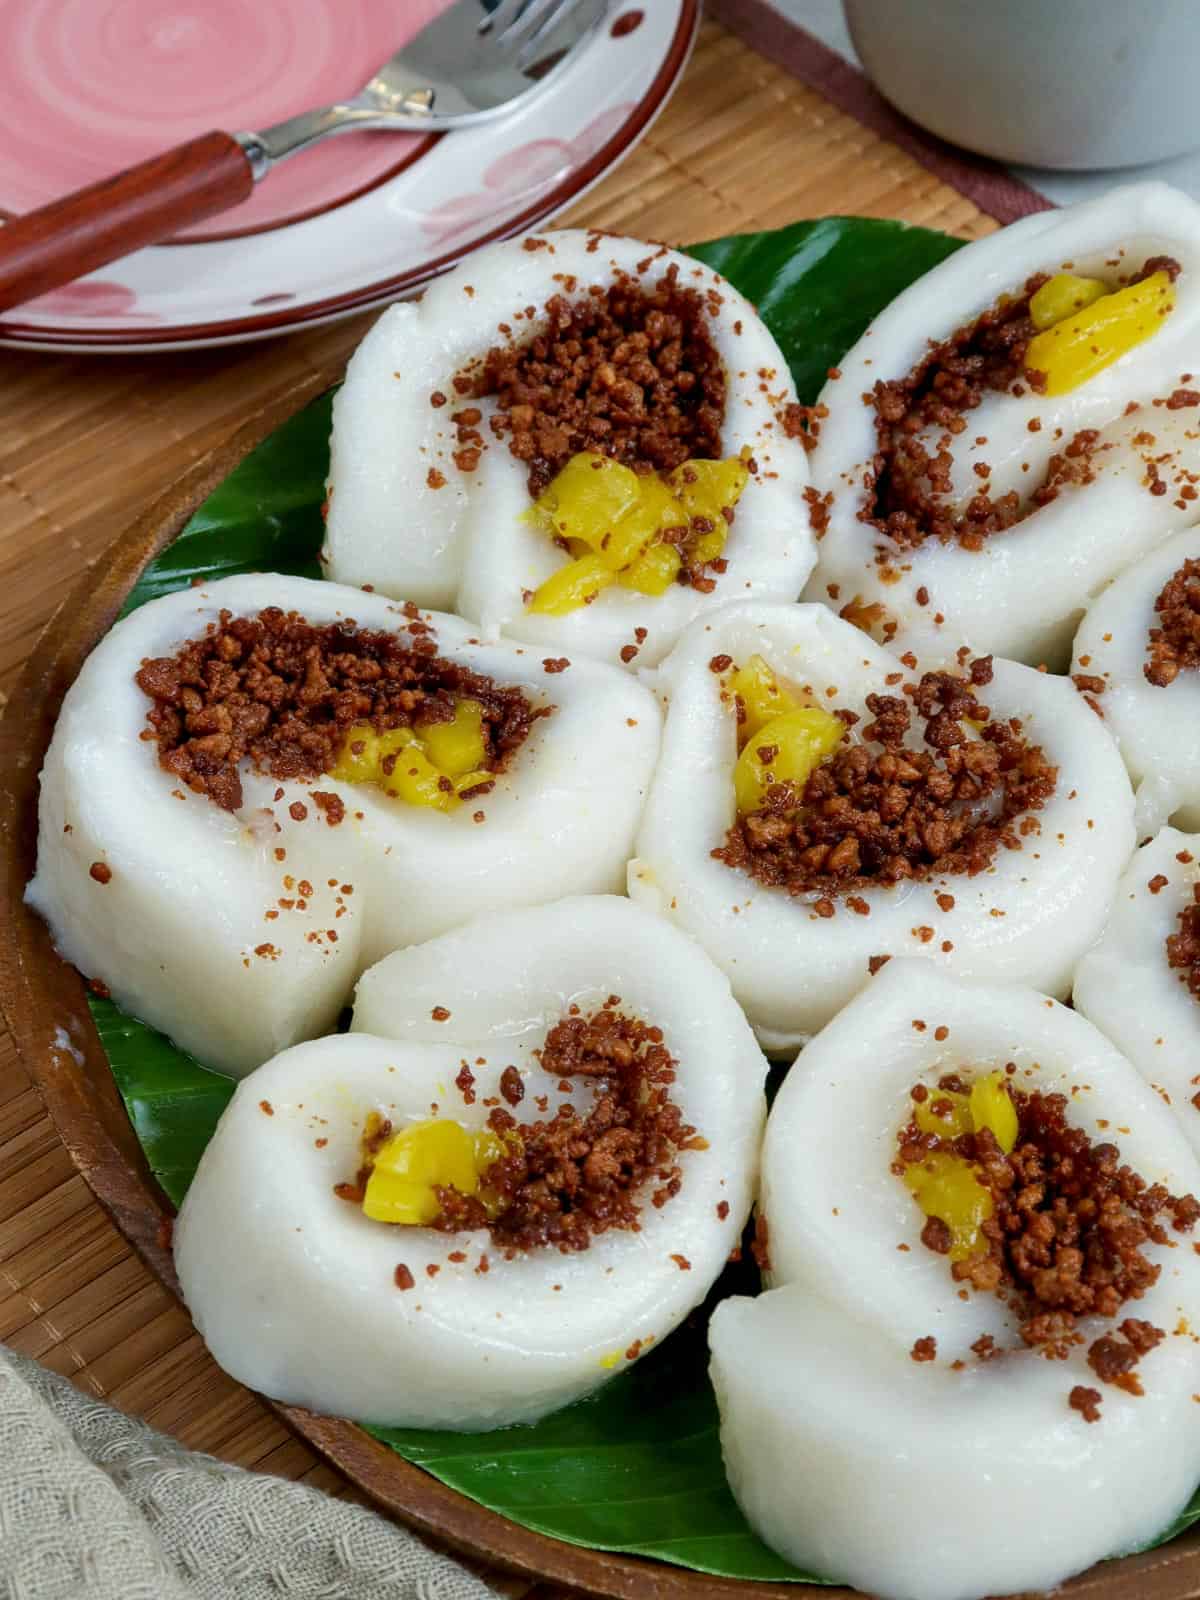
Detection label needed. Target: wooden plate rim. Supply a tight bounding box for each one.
[1,373,1198,1600]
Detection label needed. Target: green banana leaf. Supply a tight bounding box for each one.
[689,216,961,407]
[120,390,333,618]
[80,216,1199,1582]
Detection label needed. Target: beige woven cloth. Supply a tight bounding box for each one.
[0,1345,500,1600]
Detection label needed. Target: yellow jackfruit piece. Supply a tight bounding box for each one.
[969,1070,1019,1154]
[528,553,616,615]
[728,655,800,746]
[902,1070,1018,1260]
[733,706,846,816]
[1025,270,1175,396]
[525,451,751,613]
[914,1088,973,1141]
[362,1119,520,1226]
[902,1151,995,1263]
[622,541,683,594]
[1028,272,1107,331]
[417,699,487,778]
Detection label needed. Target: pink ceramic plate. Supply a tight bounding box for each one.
[0,0,696,352]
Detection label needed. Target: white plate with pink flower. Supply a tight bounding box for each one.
[0,0,697,352]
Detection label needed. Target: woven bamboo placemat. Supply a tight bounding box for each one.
[0,17,1004,1596]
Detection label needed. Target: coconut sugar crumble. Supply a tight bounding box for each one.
[863,257,1181,555]
[714,658,1056,900]
[135,607,546,812]
[898,1071,1199,1419]
[343,1003,695,1257]
[1146,557,1200,686]
[455,263,727,498]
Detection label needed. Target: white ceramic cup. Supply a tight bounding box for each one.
[843,0,1200,170]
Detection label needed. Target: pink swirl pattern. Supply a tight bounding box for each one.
[0,0,449,239]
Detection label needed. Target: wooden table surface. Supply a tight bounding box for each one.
[0,18,996,1597]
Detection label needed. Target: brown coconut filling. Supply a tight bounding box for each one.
[1166,885,1200,1019]
[714,658,1057,901]
[135,605,544,812]
[1146,557,1200,686]
[450,262,728,499]
[345,1003,698,1256]
[898,1072,1200,1420]
[854,255,1182,555]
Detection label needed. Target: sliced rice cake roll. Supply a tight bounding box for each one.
[805,182,1200,668]
[323,229,814,669]
[1075,825,1200,1160]
[628,601,1133,1050]
[26,575,659,1077]
[710,960,1200,1600]
[174,897,766,1428]
[1072,526,1200,834]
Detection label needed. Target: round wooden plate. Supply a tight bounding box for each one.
[2,373,1199,1600]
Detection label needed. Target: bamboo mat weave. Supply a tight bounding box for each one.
[0,18,999,1596]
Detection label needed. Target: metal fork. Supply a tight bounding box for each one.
[0,0,609,316]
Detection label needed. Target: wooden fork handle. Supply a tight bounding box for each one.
[0,131,254,315]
